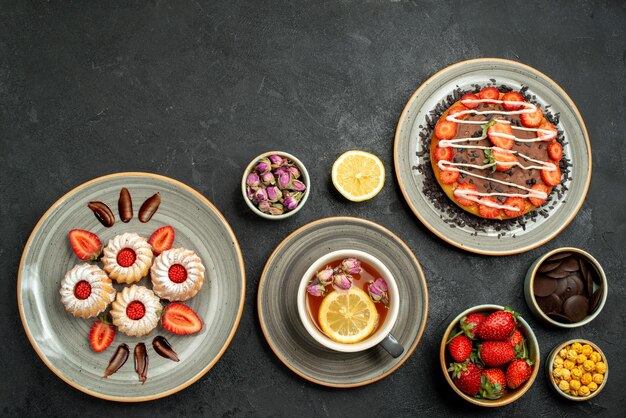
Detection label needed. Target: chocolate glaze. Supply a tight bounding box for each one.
[449,103,551,196]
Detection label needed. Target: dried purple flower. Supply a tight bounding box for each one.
[291,180,306,192]
[258,200,271,213]
[261,171,276,186]
[255,158,271,174]
[283,195,298,211]
[268,203,284,215]
[333,273,353,291]
[273,167,288,176]
[266,186,281,202]
[368,278,389,307]
[246,173,260,188]
[340,258,362,275]
[277,172,292,190]
[254,188,268,202]
[316,267,334,285]
[269,154,283,168]
[246,186,255,200]
[307,284,325,297]
[288,166,301,179]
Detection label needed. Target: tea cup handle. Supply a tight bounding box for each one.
[379,333,404,358]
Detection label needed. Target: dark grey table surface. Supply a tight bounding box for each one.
[1,1,624,416]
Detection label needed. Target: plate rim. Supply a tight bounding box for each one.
[17,172,246,402]
[257,216,429,388]
[393,57,592,256]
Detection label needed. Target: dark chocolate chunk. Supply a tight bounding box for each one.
[547,312,571,324]
[538,260,561,273]
[560,257,580,272]
[537,293,562,314]
[547,251,573,261]
[545,267,570,279]
[533,276,558,297]
[562,295,590,323]
[589,286,603,314]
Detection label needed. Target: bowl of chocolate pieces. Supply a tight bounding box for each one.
[524,248,607,328]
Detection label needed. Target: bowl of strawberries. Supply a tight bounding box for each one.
[439,305,540,407]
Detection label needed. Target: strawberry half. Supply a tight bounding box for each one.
[69,229,102,261]
[548,142,563,161]
[541,161,562,187]
[148,225,175,255]
[487,122,514,149]
[440,170,460,185]
[161,303,202,335]
[434,146,453,162]
[447,103,468,120]
[478,197,501,219]
[520,106,543,128]
[479,87,500,100]
[460,93,480,109]
[89,316,115,352]
[454,183,477,207]
[492,149,518,172]
[529,184,550,207]
[503,196,527,218]
[501,92,525,111]
[434,120,457,140]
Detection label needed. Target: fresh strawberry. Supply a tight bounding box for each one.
[448,361,482,396]
[448,335,473,363]
[538,120,557,141]
[434,120,457,140]
[480,368,506,399]
[520,106,543,128]
[501,92,525,111]
[487,121,514,149]
[506,359,533,389]
[168,264,188,283]
[492,149,518,172]
[454,183,477,207]
[89,316,115,352]
[161,303,202,335]
[460,313,486,339]
[148,225,175,255]
[440,169,460,185]
[541,161,562,187]
[478,197,501,219]
[447,103,468,120]
[479,341,516,367]
[548,142,563,161]
[68,229,102,261]
[74,280,92,300]
[460,93,480,109]
[434,146,453,162]
[507,329,525,349]
[479,87,500,100]
[529,184,550,207]
[126,301,146,320]
[477,309,518,341]
[116,248,136,267]
[503,196,527,218]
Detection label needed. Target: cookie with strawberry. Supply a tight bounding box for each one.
[430,85,565,220]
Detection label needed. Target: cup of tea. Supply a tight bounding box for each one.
[297,249,403,357]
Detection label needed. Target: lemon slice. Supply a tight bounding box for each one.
[331,150,385,202]
[318,287,378,344]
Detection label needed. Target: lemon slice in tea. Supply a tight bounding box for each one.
[318,287,379,344]
[331,150,385,202]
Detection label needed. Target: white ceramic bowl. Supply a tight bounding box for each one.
[297,249,400,353]
[241,151,310,220]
